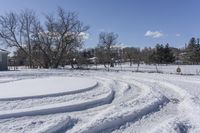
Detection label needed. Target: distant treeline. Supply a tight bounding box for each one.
[0,8,199,69]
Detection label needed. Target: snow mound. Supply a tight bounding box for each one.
[0,77,97,100]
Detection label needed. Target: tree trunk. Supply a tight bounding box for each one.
[136,62,140,72]
[155,64,159,73]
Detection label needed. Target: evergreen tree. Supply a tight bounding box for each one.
[163,44,175,64]
[185,37,200,64]
[150,44,175,64]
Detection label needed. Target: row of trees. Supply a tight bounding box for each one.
[1,8,199,68]
[11,30,199,69]
[0,8,88,68]
[96,33,200,67]
[96,32,175,69]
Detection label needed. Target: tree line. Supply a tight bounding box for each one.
[0,8,199,69]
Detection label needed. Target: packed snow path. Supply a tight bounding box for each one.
[0,69,200,133]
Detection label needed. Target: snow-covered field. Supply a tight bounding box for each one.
[88,64,200,75]
[0,68,200,133]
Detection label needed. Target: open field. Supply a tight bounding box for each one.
[0,67,200,132]
[88,64,200,75]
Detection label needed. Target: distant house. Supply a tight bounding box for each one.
[0,49,9,71]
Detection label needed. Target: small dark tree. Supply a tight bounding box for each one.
[163,44,175,64]
[149,44,175,72]
[184,37,200,64]
[141,47,154,64]
[150,44,175,64]
[98,32,118,69]
[123,47,141,71]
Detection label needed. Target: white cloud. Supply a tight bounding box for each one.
[111,43,127,49]
[175,33,181,37]
[79,32,89,40]
[145,30,163,38]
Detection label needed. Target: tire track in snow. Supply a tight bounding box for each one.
[0,81,111,111]
[128,76,200,131]
[93,75,182,132]
[0,89,114,119]
[2,71,199,132]
[74,95,169,133]
[37,117,77,133]
[71,78,170,133]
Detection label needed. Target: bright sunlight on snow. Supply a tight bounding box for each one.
[0,77,97,100]
[0,69,199,133]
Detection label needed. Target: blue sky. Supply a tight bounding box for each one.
[0,0,200,48]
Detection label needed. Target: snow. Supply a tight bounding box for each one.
[89,63,200,75]
[0,89,114,119]
[0,66,200,132]
[0,77,97,100]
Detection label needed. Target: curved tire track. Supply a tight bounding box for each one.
[0,89,114,119]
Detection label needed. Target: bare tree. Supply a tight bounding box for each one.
[123,47,141,71]
[0,7,89,68]
[32,7,89,68]
[0,9,43,67]
[98,32,118,69]
[20,9,36,68]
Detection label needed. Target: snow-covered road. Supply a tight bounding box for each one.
[0,69,200,133]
